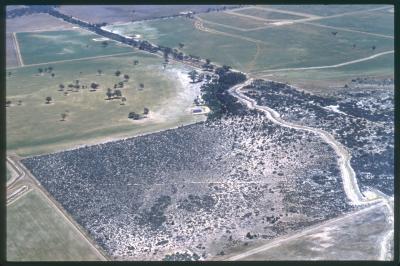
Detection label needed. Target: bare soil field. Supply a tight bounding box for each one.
[6,13,73,33]
[56,5,239,24]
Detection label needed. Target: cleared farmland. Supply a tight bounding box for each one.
[16,29,133,65]
[267,4,385,16]
[231,7,306,20]
[314,11,394,37]
[6,52,205,156]
[106,11,393,75]
[7,189,104,261]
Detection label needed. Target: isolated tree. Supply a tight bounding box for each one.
[372,45,376,50]
[188,70,198,83]
[48,66,53,72]
[51,73,55,78]
[115,70,121,76]
[121,97,127,105]
[128,112,140,120]
[106,90,113,99]
[5,100,11,107]
[97,69,102,75]
[118,81,124,88]
[38,68,43,74]
[206,58,211,65]
[123,74,130,81]
[61,113,67,121]
[143,107,149,115]
[139,83,144,89]
[8,72,12,77]
[17,100,22,106]
[45,96,52,104]
[133,60,139,65]
[64,92,69,96]
[179,43,184,49]
[59,84,65,91]
[101,40,108,47]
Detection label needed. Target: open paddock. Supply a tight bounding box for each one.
[16,29,134,65]
[6,52,205,157]
[7,189,104,261]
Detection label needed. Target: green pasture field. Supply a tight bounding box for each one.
[6,167,11,182]
[268,4,385,16]
[6,52,204,157]
[7,189,104,261]
[315,11,394,36]
[232,7,306,20]
[197,12,267,29]
[257,53,394,91]
[108,17,393,75]
[16,29,133,65]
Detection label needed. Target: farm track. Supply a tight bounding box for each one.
[227,78,393,260]
[12,32,24,66]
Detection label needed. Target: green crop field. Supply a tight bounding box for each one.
[255,52,394,90]
[232,7,306,20]
[6,167,11,182]
[16,29,133,65]
[7,189,104,261]
[198,12,267,29]
[315,11,394,36]
[6,52,204,157]
[268,4,383,16]
[106,15,393,75]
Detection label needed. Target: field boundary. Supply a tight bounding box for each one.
[12,32,24,67]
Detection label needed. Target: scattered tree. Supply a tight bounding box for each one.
[139,83,144,89]
[114,89,122,98]
[143,107,149,115]
[8,72,12,77]
[101,40,108,47]
[90,82,99,91]
[133,60,139,65]
[106,89,113,99]
[188,70,198,83]
[38,68,43,75]
[128,112,140,120]
[179,43,184,49]
[48,66,53,72]
[59,84,65,91]
[97,69,102,75]
[45,96,52,104]
[5,100,11,107]
[51,73,55,78]
[61,113,67,121]
[123,74,130,81]
[115,70,121,76]
[17,100,22,106]
[121,97,127,105]
[206,58,211,65]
